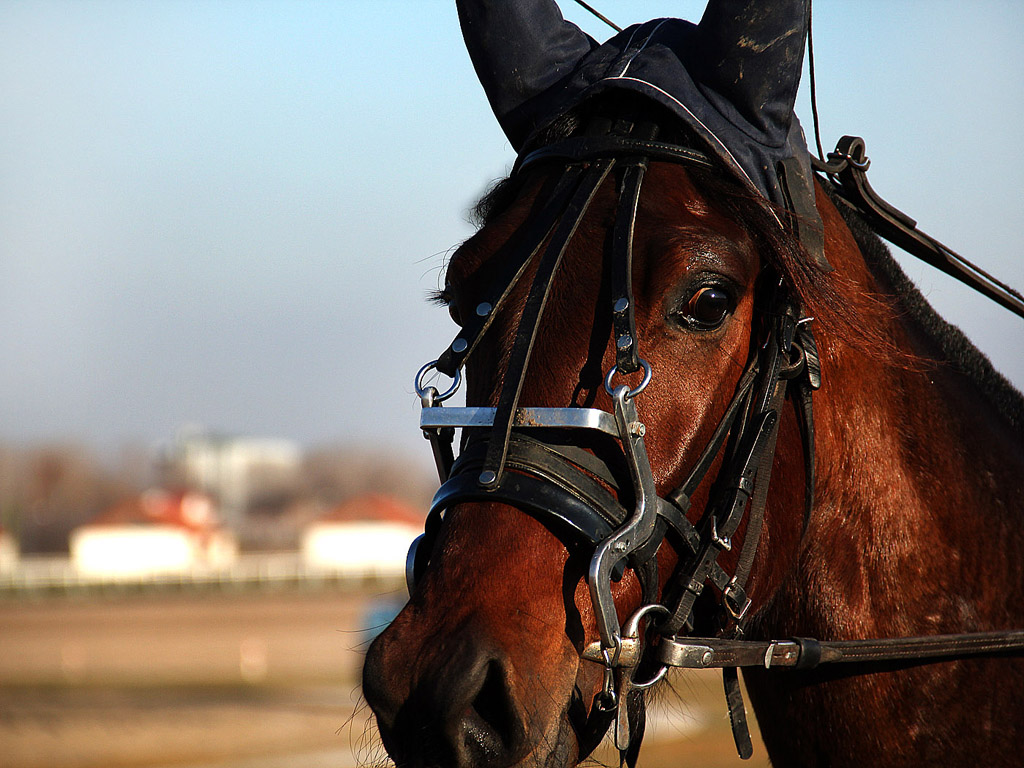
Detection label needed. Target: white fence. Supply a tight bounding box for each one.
[0,552,405,596]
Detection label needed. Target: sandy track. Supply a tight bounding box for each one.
[0,590,768,768]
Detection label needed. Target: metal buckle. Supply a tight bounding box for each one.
[723,578,752,622]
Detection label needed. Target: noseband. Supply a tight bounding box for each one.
[406,123,1024,764]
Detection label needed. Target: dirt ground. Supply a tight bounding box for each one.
[0,589,769,768]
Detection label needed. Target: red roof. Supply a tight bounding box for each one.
[319,494,425,526]
[87,490,221,532]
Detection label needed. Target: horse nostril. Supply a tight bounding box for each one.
[459,660,523,762]
[366,624,530,768]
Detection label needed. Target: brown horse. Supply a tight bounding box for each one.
[363,92,1024,767]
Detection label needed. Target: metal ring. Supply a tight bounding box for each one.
[622,603,670,639]
[629,664,668,691]
[619,604,670,689]
[414,361,462,402]
[603,358,652,398]
[593,688,617,712]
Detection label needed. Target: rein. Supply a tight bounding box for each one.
[814,136,1024,320]
[407,125,1024,764]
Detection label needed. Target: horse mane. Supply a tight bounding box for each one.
[825,187,1024,431]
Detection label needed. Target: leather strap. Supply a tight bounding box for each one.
[610,160,646,375]
[659,407,781,637]
[430,438,626,546]
[658,630,1024,671]
[723,666,754,760]
[436,167,585,377]
[814,135,1024,319]
[516,136,715,176]
[728,296,804,632]
[793,323,821,534]
[667,360,761,510]
[481,160,615,487]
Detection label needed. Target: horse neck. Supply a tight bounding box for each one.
[775,196,1024,642]
[742,193,1024,767]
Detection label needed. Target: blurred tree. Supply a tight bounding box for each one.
[0,444,137,553]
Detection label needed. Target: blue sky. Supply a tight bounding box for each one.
[1,1,1021,469]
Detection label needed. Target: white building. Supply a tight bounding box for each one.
[301,494,424,578]
[164,430,301,529]
[0,526,18,572]
[70,490,237,581]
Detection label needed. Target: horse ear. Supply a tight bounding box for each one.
[457,0,594,149]
[695,0,810,142]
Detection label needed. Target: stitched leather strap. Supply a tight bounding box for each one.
[516,136,716,176]
[658,630,1024,671]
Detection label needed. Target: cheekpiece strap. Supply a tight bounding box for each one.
[609,157,647,375]
[480,159,616,487]
[435,167,585,378]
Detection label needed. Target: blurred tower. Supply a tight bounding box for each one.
[161,428,301,533]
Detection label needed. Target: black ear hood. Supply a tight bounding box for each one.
[457,0,824,259]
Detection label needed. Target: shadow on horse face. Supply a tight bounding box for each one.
[363,163,766,768]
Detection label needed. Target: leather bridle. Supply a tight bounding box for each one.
[405,121,1024,764]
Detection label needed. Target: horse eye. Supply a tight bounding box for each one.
[684,285,733,329]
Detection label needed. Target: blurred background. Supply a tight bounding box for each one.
[1,2,1021,767]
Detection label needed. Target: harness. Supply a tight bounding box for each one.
[407,123,1024,764]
